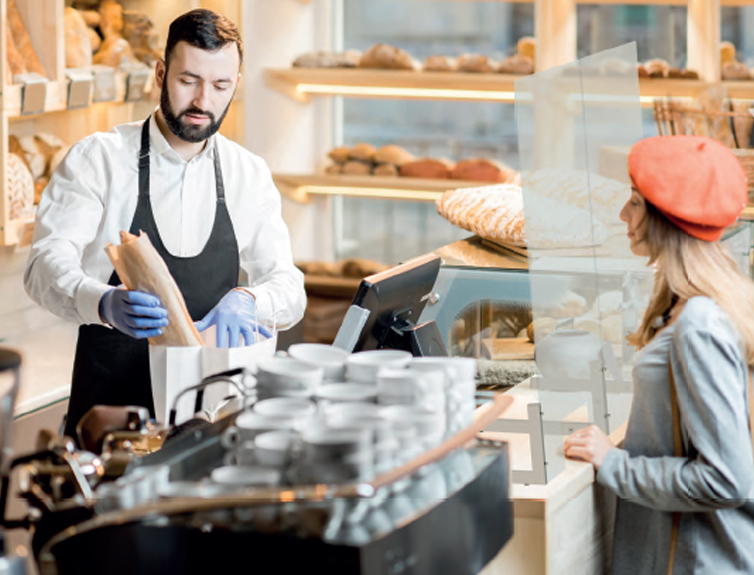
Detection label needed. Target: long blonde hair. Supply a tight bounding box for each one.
[628,201,754,366]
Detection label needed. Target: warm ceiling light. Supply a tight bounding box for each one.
[296,83,517,102]
[300,185,443,202]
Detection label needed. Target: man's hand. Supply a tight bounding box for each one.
[194,290,273,348]
[99,288,168,339]
[563,424,615,470]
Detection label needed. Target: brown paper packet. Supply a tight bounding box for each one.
[105,231,203,347]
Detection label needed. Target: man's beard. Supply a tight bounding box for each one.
[160,82,232,144]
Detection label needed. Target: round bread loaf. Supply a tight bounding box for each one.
[374,144,414,166]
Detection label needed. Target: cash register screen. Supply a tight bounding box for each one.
[350,254,441,353]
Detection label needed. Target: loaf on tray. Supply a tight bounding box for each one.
[435,182,612,249]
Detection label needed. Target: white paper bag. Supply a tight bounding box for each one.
[149,334,278,425]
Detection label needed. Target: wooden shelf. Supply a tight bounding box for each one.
[638,77,712,98]
[265,68,525,103]
[576,0,688,4]
[272,173,488,203]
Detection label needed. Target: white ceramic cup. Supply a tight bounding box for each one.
[316,383,377,404]
[288,343,350,381]
[221,411,294,449]
[254,430,296,467]
[345,349,412,383]
[210,465,282,487]
[256,356,324,392]
[381,405,445,448]
[323,401,382,426]
[376,368,445,413]
[253,397,317,420]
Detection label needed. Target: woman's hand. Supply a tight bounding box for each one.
[564,425,615,470]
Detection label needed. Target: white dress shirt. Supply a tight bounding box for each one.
[24,114,306,330]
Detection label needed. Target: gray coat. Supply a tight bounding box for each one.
[597,296,754,575]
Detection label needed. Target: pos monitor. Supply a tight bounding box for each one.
[335,254,448,356]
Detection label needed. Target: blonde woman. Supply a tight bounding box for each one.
[564,135,754,574]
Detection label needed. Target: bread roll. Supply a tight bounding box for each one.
[457,53,496,73]
[325,163,343,175]
[451,159,512,183]
[122,11,161,66]
[517,37,536,62]
[64,7,93,69]
[423,55,457,72]
[400,158,454,179]
[527,317,557,343]
[644,58,669,78]
[7,152,34,220]
[681,69,698,80]
[637,64,649,78]
[342,160,372,175]
[93,36,138,67]
[374,144,414,166]
[359,44,417,70]
[666,67,682,79]
[373,163,398,177]
[349,142,377,162]
[498,54,533,75]
[7,0,46,77]
[293,50,362,68]
[328,146,351,163]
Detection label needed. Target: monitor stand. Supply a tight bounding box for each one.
[387,320,448,357]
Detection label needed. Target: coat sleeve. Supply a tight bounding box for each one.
[597,309,754,512]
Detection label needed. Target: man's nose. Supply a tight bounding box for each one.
[193,82,212,111]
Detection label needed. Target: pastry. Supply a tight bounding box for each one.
[644,58,670,78]
[359,44,417,70]
[341,160,372,175]
[373,163,398,177]
[64,7,93,69]
[498,54,533,75]
[374,144,414,166]
[328,146,351,163]
[451,158,513,183]
[400,158,454,179]
[7,0,46,77]
[423,55,457,72]
[457,53,496,73]
[680,69,698,80]
[349,142,377,162]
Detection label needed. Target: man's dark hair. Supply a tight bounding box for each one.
[164,9,243,68]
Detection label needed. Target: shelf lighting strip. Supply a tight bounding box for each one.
[297,83,658,106]
[299,185,442,202]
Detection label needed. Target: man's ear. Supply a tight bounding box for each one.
[155,58,167,89]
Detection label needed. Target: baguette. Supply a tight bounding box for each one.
[105,231,203,347]
[7,0,46,77]
[6,23,27,81]
[64,7,93,69]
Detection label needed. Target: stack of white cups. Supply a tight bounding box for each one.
[409,357,476,435]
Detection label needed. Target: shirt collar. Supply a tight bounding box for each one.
[148,110,217,163]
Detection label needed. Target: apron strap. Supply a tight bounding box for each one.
[667,361,682,575]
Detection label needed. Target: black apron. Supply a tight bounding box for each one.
[65,118,239,438]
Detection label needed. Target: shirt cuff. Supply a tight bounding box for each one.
[241,286,274,326]
[75,279,115,326]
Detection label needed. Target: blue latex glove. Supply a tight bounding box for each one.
[99,288,168,339]
[194,290,273,348]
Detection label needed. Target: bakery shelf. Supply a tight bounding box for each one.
[2,80,68,117]
[638,77,713,99]
[272,173,486,203]
[264,68,525,103]
[721,80,754,99]
[575,0,688,4]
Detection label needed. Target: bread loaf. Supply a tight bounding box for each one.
[498,54,534,75]
[373,163,398,177]
[325,163,343,175]
[328,146,351,163]
[374,144,414,166]
[7,0,46,77]
[722,61,750,80]
[99,0,124,38]
[93,36,138,67]
[644,58,669,78]
[349,143,377,162]
[423,55,457,72]
[680,69,698,80]
[64,7,93,69]
[7,152,34,220]
[400,158,454,179]
[106,231,203,347]
[80,10,101,28]
[87,28,102,53]
[451,158,512,183]
[342,160,372,175]
[457,54,496,73]
[122,11,161,66]
[293,50,362,68]
[359,44,417,70]
[517,37,536,62]
[720,41,736,66]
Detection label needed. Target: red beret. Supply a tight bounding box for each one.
[628,135,748,241]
